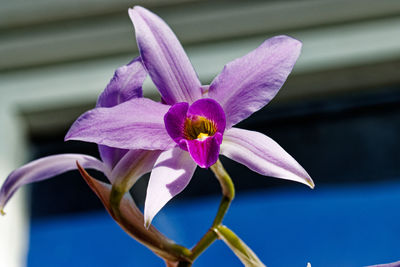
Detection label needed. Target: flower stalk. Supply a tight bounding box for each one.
[183,159,235,264]
[210,160,235,226]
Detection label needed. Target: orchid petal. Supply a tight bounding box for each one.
[96,57,147,169]
[0,154,105,212]
[221,128,314,188]
[209,36,302,128]
[164,99,225,167]
[164,102,189,144]
[110,150,162,191]
[129,6,202,105]
[76,163,182,262]
[96,57,146,108]
[144,148,197,227]
[65,98,174,150]
[185,133,222,168]
[164,98,225,145]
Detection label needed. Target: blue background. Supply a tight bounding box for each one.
[28,181,400,267]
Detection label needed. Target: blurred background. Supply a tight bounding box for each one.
[1,0,400,266]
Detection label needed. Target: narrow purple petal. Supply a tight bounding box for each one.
[144,148,197,227]
[129,6,202,105]
[65,98,174,150]
[185,132,222,168]
[96,57,146,108]
[220,128,314,188]
[0,154,104,212]
[209,36,302,128]
[110,150,162,190]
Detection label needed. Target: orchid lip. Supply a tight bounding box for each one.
[164,98,226,168]
[184,116,217,141]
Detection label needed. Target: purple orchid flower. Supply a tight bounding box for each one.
[65,6,314,227]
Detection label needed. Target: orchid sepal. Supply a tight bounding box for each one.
[128,6,202,105]
[0,154,105,213]
[221,128,314,189]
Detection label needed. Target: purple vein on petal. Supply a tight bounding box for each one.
[209,35,302,128]
[221,128,314,188]
[65,98,174,151]
[0,154,105,212]
[185,132,222,168]
[144,148,196,227]
[129,6,202,105]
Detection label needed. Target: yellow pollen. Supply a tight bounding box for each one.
[197,133,209,140]
[184,116,217,140]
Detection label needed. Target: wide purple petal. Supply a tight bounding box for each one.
[96,57,146,108]
[209,36,302,128]
[95,57,147,169]
[110,150,162,190]
[185,132,222,168]
[129,6,202,105]
[144,148,197,227]
[65,98,174,150]
[0,154,105,213]
[220,128,314,188]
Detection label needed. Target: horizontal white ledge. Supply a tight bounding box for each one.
[1,15,400,109]
[0,0,200,28]
[1,0,400,70]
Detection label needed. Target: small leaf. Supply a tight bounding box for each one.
[214,225,266,267]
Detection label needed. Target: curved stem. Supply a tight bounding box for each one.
[210,160,235,226]
[189,159,235,261]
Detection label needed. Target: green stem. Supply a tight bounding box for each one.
[189,159,235,261]
[214,225,266,266]
[189,229,217,260]
[210,160,235,226]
